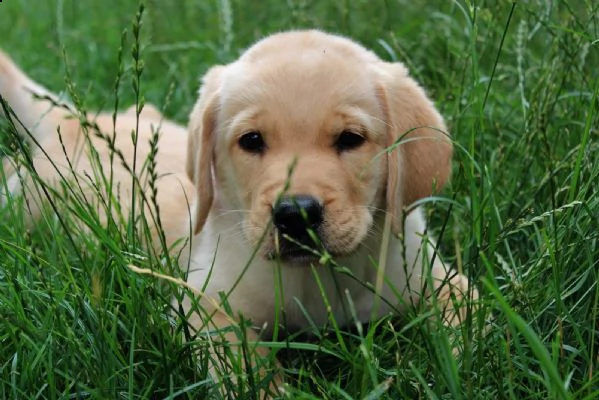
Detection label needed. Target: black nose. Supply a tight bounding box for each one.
[272,195,323,242]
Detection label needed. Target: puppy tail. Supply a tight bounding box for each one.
[0,50,71,145]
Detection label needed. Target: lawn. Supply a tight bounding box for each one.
[0,1,597,399]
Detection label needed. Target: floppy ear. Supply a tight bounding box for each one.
[375,62,452,235]
[187,66,224,234]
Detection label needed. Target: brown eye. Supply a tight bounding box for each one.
[238,131,266,154]
[334,130,366,152]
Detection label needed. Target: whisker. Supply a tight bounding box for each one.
[211,209,251,219]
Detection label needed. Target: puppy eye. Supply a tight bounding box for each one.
[238,131,266,154]
[334,130,366,152]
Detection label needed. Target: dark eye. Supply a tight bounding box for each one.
[238,131,266,154]
[334,130,366,152]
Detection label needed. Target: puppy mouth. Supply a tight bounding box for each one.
[266,232,325,264]
[269,248,321,264]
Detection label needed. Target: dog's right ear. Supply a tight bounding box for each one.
[187,66,224,234]
[374,62,452,235]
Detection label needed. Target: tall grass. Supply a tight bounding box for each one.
[1,1,598,399]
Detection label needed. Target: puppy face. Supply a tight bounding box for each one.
[219,56,389,260]
[187,30,452,264]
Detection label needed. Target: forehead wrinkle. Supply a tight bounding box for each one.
[224,107,262,136]
[335,106,385,141]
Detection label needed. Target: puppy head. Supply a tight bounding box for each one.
[187,30,452,263]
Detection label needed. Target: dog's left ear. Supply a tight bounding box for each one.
[374,62,452,235]
[187,66,225,234]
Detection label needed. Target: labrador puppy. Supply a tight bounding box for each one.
[0,30,477,398]
[185,30,477,393]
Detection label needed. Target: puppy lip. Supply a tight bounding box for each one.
[268,250,321,265]
[267,239,320,263]
[267,232,326,264]
[265,238,352,265]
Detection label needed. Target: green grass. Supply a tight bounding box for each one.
[1,0,598,399]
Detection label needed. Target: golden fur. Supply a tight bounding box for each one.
[0,51,194,249]
[1,30,477,397]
